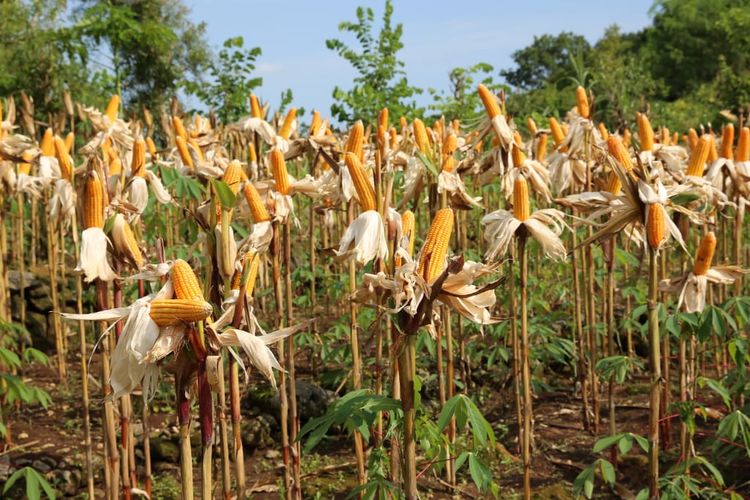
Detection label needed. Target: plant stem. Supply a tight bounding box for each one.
[519,233,532,500]
[647,247,662,498]
[398,334,417,499]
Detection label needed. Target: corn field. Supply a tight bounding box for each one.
[1,82,750,500]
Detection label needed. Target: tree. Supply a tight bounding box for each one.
[428,63,498,123]
[500,32,591,91]
[75,0,211,112]
[326,0,421,124]
[185,36,262,123]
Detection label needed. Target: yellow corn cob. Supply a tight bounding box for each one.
[192,115,202,137]
[402,210,415,257]
[623,128,632,148]
[175,136,193,170]
[64,132,75,154]
[250,94,262,119]
[443,133,457,156]
[598,123,609,140]
[687,128,699,151]
[105,95,120,122]
[173,116,187,140]
[478,84,500,119]
[149,298,213,327]
[417,207,454,282]
[248,142,257,163]
[536,133,548,162]
[527,117,537,136]
[84,172,104,229]
[452,119,460,133]
[41,128,55,157]
[279,108,296,140]
[607,136,634,171]
[692,231,716,276]
[389,127,398,150]
[686,135,711,177]
[146,136,157,157]
[244,182,271,222]
[512,143,526,167]
[638,113,654,152]
[720,124,734,160]
[575,86,589,119]
[513,176,530,222]
[109,157,122,177]
[548,117,568,152]
[131,137,147,177]
[54,136,73,181]
[310,111,322,136]
[377,125,387,150]
[433,119,443,141]
[188,137,204,161]
[269,149,290,195]
[222,160,243,194]
[646,203,666,250]
[345,152,376,211]
[413,118,430,154]
[707,134,718,163]
[116,217,144,268]
[660,127,670,146]
[345,121,364,159]
[379,108,389,131]
[18,151,32,175]
[172,259,204,300]
[246,252,261,296]
[441,156,456,173]
[671,132,678,146]
[736,127,749,162]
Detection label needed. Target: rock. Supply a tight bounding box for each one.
[535,483,574,499]
[240,415,275,451]
[24,311,53,352]
[243,380,335,425]
[32,459,52,473]
[17,432,28,440]
[264,449,281,459]
[0,456,10,483]
[151,437,180,464]
[7,271,36,290]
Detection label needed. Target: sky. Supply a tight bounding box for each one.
[187,0,654,118]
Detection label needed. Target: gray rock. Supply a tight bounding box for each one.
[240,415,275,450]
[243,380,335,425]
[32,459,52,473]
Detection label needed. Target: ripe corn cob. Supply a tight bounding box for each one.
[244,183,271,223]
[345,152,376,211]
[269,149,290,195]
[109,157,122,177]
[121,219,144,268]
[413,118,430,154]
[389,127,398,150]
[41,128,55,157]
[671,132,679,146]
[64,132,75,153]
[245,252,260,296]
[686,135,711,177]
[441,156,456,173]
[379,108,389,131]
[55,136,73,181]
[418,207,454,282]
[222,160,243,195]
[173,116,187,140]
[575,86,589,119]
[478,84,500,119]
[433,119,443,141]
[248,143,257,163]
[659,127,670,145]
[345,121,364,160]
[401,210,415,258]
[149,298,213,327]
[606,136,634,194]
[18,151,33,175]
[598,123,609,140]
[707,134,718,163]
[310,111,322,136]
[548,117,568,152]
[512,142,526,167]
[513,176,530,222]
[279,108,296,140]
[84,172,105,229]
[536,133,548,162]
[527,117,537,136]
[146,137,157,157]
[638,113,654,152]
[172,259,204,300]
[250,94,263,119]
[105,95,120,122]
[692,232,716,276]
[623,128,632,148]
[720,124,734,160]
[646,203,666,250]
[687,128,699,151]
[443,134,457,156]
[175,136,193,170]
[736,127,750,162]
[131,138,147,177]
[188,137,204,161]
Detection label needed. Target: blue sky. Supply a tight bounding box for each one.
[187,0,654,118]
